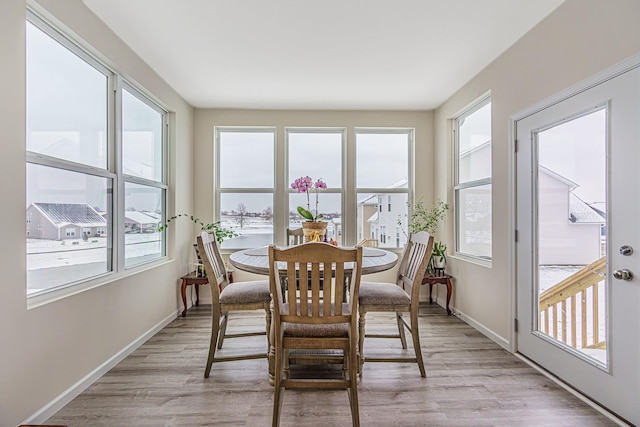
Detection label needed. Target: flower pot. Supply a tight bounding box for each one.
[301,221,328,242]
[433,256,446,270]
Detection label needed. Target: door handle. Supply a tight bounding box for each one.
[613,269,633,281]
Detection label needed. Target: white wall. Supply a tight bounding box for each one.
[434,0,640,343]
[193,109,434,288]
[0,1,195,425]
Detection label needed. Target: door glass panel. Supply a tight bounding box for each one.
[536,108,607,366]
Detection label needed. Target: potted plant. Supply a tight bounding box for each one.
[399,199,449,272]
[290,176,328,242]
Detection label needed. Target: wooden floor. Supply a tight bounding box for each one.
[46,304,618,426]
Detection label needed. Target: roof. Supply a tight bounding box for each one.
[32,203,106,227]
[569,193,605,224]
[124,211,161,225]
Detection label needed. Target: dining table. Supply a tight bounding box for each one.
[228,244,399,385]
[229,244,399,277]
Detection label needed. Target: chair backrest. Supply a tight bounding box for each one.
[397,231,434,302]
[286,228,305,245]
[196,231,230,304]
[268,242,363,326]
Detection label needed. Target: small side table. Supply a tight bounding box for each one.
[422,272,453,315]
[180,272,209,317]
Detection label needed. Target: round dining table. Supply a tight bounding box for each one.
[229,245,399,276]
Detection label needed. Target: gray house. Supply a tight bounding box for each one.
[26,203,107,240]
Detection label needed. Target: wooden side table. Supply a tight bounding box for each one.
[422,272,453,315]
[180,270,235,317]
[180,272,209,317]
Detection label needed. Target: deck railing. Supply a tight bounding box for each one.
[357,238,379,248]
[538,256,607,350]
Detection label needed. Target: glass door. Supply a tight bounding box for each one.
[515,64,640,425]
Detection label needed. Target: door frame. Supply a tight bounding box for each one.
[508,52,640,355]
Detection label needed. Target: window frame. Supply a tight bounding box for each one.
[355,128,413,249]
[453,95,492,263]
[26,9,169,303]
[213,127,414,250]
[214,126,277,249]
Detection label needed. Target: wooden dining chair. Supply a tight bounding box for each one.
[268,242,363,427]
[358,231,434,377]
[196,232,272,378]
[286,227,304,245]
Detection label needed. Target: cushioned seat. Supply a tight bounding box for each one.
[359,282,411,306]
[219,280,271,305]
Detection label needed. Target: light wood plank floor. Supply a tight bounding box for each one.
[46,304,617,426]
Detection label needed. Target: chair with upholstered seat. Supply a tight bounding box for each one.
[268,242,363,427]
[196,231,272,378]
[286,227,304,245]
[358,231,433,377]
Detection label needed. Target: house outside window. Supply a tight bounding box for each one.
[454,97,492,260]
[26,12,167,297]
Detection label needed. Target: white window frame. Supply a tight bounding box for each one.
[453,95,492,263]
[213,127,414,249]
[26,9,168,302]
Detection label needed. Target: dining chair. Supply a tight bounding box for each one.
[286,227,304,245]
[196,231,272,378]
[268,242,363,427]
[358,231,434,377]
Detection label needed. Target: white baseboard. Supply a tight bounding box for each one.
[454,307,510,351]
[21,309,180,425]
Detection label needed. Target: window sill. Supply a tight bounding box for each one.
[27,258,175,310]
[449,253,492,269]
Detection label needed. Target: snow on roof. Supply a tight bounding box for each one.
[367,211,379,223]
[125,211,160,224]
[33,203,106,227]
[569,193,605,224]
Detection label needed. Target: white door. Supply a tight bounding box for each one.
[515,62,640,425]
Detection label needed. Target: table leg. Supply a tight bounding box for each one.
[195,282,200,307]
[445,277,452,315]
[181,279,188,317]
[429,283,434,303]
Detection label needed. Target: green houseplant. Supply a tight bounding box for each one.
[399,199,449,272]
[158,214,238,244]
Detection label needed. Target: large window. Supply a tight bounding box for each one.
[215,127,412,249]
[356,129,411,249]
[454,97,492,260]
[26,13,167,296]
[216,128,276,249]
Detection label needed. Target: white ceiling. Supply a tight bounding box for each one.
[83,0,563,110]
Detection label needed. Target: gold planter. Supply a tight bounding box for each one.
[301,221,328,242]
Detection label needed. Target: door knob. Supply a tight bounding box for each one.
[613,269,633,281]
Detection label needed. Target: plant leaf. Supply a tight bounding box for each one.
[297,206,314,221]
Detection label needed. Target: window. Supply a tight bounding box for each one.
[356,129,411,249]
[26,13,167,297]
[287,129,344,244]
[454,97,492,260]
[214,127,412,249]
[216,128,275,249]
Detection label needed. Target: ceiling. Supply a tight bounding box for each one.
[83,0,564,110]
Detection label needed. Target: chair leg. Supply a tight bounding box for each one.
[349,343,360,427]
[396,312,407,349]
[272,343,283,427]
[410,308,426,378]
[358,310,366,375]
[217,311,229,349]
[204,307,222,378]
[264,306,272,355]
